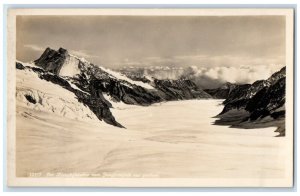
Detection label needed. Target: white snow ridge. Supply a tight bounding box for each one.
[58,55,82,77]
[99,66,154,89]
[58,52,154,90]
[16,65,98,122]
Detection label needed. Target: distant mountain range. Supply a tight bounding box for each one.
[204,82,238,99]
[16,47,286,136]
[118,66,224,89]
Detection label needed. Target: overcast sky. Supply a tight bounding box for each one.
[16,15,286,85]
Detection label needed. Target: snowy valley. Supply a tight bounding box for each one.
[15,47,287,179]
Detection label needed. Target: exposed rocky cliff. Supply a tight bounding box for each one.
[34,47,69,74]
[153,78,212,100]
[215,67,286,136]
[204,82,237,99]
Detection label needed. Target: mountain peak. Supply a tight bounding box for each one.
[58,47,68,55]
[220,82,236,89]
[280,66,286,72]
[34,47,68,74]
[34,47,84,76]
[266,66,286,85]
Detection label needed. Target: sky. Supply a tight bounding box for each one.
[16,15,286,86]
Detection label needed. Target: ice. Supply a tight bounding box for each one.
[15,62,289,183]
[99,66,154,89]
[16,60,39,68]
[58,55,81,77]
[103,93,138,110]
[16,68,97,122]
[16,96,287,180]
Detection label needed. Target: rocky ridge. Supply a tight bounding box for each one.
[204,82,237,99]
[18,47,212,128]
[215,67,286,136]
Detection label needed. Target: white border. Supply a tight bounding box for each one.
[6,8,295,188]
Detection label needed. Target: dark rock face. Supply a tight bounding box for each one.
[215,67,286,136]
[222,67,285,111]
[34,47,68,74]
[204,89,229,99]
[222,84,252,105]
[153,79,211,100]
[204,82,237,99]
[246,77,285,121]
[88,77,162,106]
[24,94,37,104]
[219,98,250,115]
[223,67,286,106]
[16,62,25,70]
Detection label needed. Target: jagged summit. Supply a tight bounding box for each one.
[223,66,286,105]
[34,47,69,74]
[34,47,87,77]
[203,82,238,99]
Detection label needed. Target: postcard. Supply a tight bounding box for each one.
[6,8,294,187]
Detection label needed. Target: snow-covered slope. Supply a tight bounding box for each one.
[16,64,98,122]
[99,66,154,89]
[58,54,82,77]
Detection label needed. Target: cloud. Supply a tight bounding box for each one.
[109,53,284,71]
[23,44,98,60]
[186,65,285,89]
[136,54,285,88]
[23,44,44,52]
[69,50,98,59]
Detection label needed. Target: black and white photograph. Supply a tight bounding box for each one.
[6,8,294,187]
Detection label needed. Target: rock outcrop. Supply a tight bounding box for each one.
[215,67,286,136]
[204,82,237,99]
[34,47,69,74]
[153,79,212,100]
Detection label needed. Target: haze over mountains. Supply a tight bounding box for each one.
[117,64,284,89]
[16,47,286,136]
